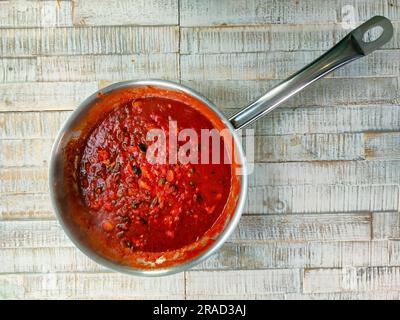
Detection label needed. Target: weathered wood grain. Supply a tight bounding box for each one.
[183,79,398,110]
[186,269,301,298]
[232,213,371,242]
[0,0,72,28]
[0,82,97,112]
[365,132,400,160]
[0,111,70,139]
[248,105,400,136]
[181,51,400,80]
[196,241,388,270]
[0,167,49,194]
[0,220,71,249]
[0,240,388,274]
[181,23,400,54]
[285,291,400,300]
[0,246,102,273]
[255,133,365,162]
[0,193,53,220]
[388,240,400,266]
[303,267,400,293]
[372,212,400,239]
[180,0,400,26]
[246,184,400,214]
[0,58,36,83]
[0,26,178,57]
[0,272,185,299]
[0,0,399,300]
[250,160,400,186]
[0,139,53,167]
[187,293,285,300]
[73,0,178,26]
[37,54,179,82]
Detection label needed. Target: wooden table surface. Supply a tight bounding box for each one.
[1,0,400,299]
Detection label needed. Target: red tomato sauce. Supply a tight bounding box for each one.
[78,96,232,253]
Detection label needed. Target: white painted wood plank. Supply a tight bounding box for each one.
[187,293,285,300]
[73,0,178,26]
[0,139,53,167]
[303,267,400,293]
[183,79,398,110]
[196,241,388,270]
[180,0,400,26]
[181,23,400,54]
[0,111,70,139]
[365,132,400,160]
[372,212,400,240]
[249,105,400,136]
[0,220,71,249]
[181,51,400,80]
[0,193,53,220]
[0,0,72,28]
[250,160,400,187]
[0,272,184,299]
[0,82,97,112]
[0,247,102,273]
[186,269,301,298]
[0,26,179,57]
[37,54,179,81]
[388,240,400,266]
[0,167,49,194]
[246,184,400,214]
[0,240,387,274]
[286,291,400,300]
[0,58,36,83]
[255,133,365,162]
[232,214,371,242]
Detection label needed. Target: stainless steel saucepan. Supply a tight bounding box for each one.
[50,16,393,276]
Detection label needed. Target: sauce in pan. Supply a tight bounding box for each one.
[79,97,232,252]
[62,86,242,268]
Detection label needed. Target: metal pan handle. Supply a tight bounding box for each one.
[229,16,394,130]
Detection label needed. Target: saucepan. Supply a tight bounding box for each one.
[50,16,393,276]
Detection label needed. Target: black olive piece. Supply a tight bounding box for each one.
[123,239,133,248]
[138,143,147,152]
[194,193,203,202]
[133,165,142,176]
[139,217,148,225]
[119,216,130,223]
